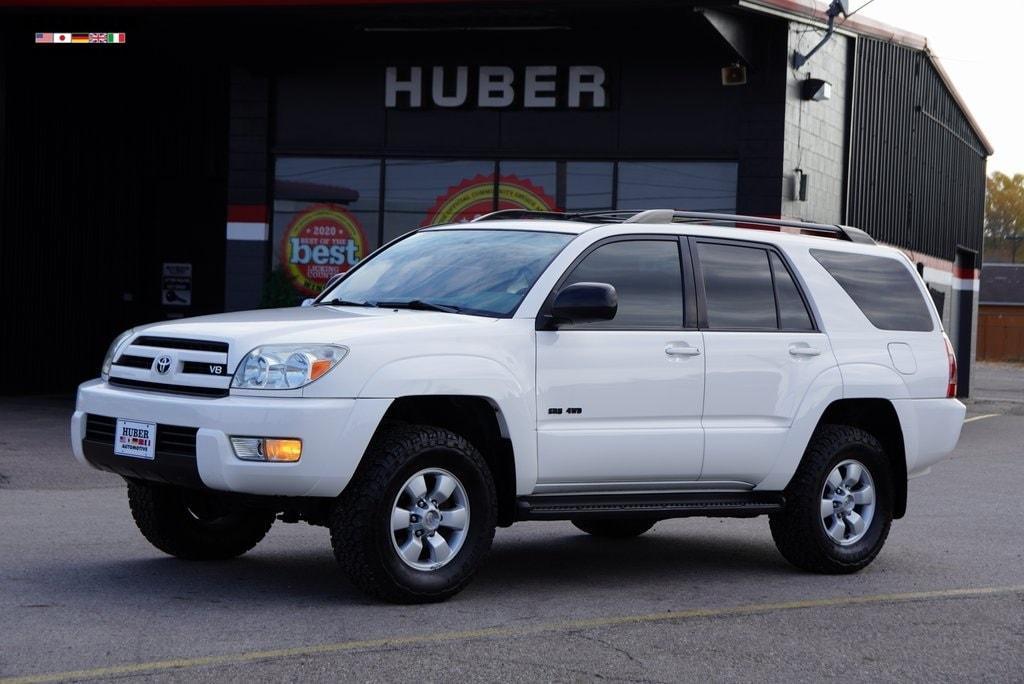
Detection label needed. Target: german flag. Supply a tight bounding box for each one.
[71,33,89,43]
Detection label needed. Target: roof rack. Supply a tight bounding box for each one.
[471,208,875,245]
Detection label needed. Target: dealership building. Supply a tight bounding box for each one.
[0,0,990,394]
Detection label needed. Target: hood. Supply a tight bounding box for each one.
[133,306,499,359]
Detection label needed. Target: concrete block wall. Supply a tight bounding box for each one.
[781,25,850,224]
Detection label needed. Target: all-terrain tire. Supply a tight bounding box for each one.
[571,518,657,538]
[769,424,893,574]
[330,424,497,604]
[126,480,275,560]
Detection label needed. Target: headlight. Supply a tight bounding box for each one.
[101,329,136,380]
[231,344,348,390]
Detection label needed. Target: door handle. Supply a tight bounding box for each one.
[789,344,822,357]
[665,344,701,357]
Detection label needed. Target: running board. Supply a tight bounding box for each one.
[516,492,785,521]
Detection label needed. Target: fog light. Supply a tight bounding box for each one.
[230,437,302,462]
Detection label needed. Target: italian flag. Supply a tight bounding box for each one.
[107,33,125,43]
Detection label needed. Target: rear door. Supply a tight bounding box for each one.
[692,238,837,484]
[535,236,705,490]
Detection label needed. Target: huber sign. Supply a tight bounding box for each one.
[281,204,367,296]
[386,65,608,109]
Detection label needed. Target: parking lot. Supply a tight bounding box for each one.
[1,365,1022,683]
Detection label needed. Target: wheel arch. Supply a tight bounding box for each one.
[808,398,908,519]
[374,395,519,527]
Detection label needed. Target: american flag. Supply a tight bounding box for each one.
[88,33,106,43]
[35,33,53,43]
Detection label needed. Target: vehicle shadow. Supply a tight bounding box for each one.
[66,523,793,608]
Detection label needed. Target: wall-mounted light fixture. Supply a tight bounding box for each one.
[792,0,849,69]
[721,63,747,86]
[801,77,833,101]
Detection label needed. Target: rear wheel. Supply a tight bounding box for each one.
[572,518,657,538]
[330,424,497,603]
[126,481,275,560]
[770,425,893,574]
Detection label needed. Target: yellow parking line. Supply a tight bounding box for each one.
[3,584,1024,684]
[964,413,1000,423]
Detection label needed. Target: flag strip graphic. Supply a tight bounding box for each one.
[42,32,124,45]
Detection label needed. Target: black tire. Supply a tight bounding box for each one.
[769,424,893,574]
[126,480,275,560]
[330,424,497,604]
[571,518,657,538]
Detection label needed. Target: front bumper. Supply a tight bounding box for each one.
[72,379,391,497]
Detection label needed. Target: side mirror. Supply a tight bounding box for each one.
[301,298,315,307]
[550,282,617,325]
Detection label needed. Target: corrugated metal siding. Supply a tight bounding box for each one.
[847,39,986,261]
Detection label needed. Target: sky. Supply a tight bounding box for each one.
[856,0,1023,176]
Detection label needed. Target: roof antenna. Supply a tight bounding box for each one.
[792,0,849,69]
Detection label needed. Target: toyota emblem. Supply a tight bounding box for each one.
[155,355,172,375]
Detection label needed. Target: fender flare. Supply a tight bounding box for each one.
[359,355,537,495]
[756,363,911,492]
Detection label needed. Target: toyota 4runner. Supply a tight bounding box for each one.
[71,209,966,603]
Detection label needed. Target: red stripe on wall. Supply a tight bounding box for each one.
[953,266,979,280]
[227,204,268,222]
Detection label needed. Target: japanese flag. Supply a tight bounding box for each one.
[54,33,71,44]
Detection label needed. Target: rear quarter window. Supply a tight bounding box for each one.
[810,249,934,332]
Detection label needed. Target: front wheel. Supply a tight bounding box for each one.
[330,424,497,603]
[127,481,275,560]
[769,425,893,574]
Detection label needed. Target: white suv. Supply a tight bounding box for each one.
[71,209,965,603]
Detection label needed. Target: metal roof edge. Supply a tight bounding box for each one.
[739,0,994,157]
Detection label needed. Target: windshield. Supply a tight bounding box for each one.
[319,229,575,317]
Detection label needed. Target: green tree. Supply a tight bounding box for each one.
[985,172,1024,263]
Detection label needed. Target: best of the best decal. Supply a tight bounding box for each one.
[281,204,367,295]
[422,174,557,226]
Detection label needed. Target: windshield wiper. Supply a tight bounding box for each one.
[376,300,462,314]
[316,298,377,307]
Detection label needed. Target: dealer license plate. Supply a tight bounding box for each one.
[114,419,157,461]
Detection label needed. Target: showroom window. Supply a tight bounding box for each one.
[271,157,737,299]
[618,162,737,213]
[271,158,381,301]
[383,159,494,242]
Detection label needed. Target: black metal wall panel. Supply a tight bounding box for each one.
[847,39,986,261]
[0,17,229,394]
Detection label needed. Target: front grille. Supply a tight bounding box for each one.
[85,414,199,458]
[108,377,229,398]
[113,354,153,369]
[108,335,231,398]
[133,336,229,353]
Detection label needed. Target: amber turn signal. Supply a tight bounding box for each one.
[263,438,302,462]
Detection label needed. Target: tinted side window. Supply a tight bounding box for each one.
[562,240,683,329]
[811,249,934,332]
[698,242,776,330]
[771,253,815,331]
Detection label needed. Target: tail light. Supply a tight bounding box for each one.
[943,334,958,398]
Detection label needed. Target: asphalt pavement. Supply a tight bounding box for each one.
[1,366,1022,682]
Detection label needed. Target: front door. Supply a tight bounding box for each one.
[536,237,705,490]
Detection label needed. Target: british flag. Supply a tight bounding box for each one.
[88,32,106,43]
